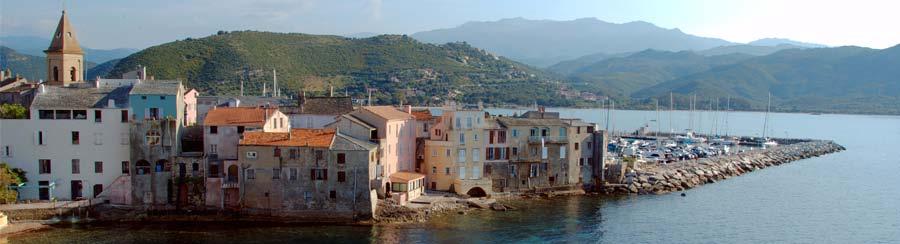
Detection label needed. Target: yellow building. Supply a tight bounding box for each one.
[424,109,493,197]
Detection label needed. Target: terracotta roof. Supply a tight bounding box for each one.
[203,107,279,126]
[240,128,335,148]
[362,106,413,120]
[390,171,425,182]
[410,109,433,120]
[45,11,83,54]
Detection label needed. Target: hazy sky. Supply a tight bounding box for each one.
[2,0,898,50]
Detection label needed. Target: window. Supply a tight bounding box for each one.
[337,153,346,165]
[575,143,579,150]
[472,149,480,162]
[445,149,450,157]
[455,117,461,128]
[431,149,437,157]
[272,168,281,180]
[530,164,539,177]
[289,168,298,181]
[210,144,218,154]
[121,110,129,122]
[237,126,245,134]
[337,171,346,182]
[72,131,80,145]
[445,167,450,175]
[498,131,507,143]
[542,128,548,137]
[94,110,102,123]
[330,190,337,199]
[457,149,466,163]
[500,147,507,159]
[246,169,256,180]
[160,96,166,100]
[577,127,581,134]
[73,110,87,120]
[122,161,130,174]
[2,145,10,157]
[459,133,465,144]
[473,133,478,142]
[458,166,466,179]
[530,128,538,137]
[559,127,567,137]
[145,130,160,145]
[72,159,80,174]
[512,147,518,156]
[509,165,517,177]
[39,159,51,174]
[289,149,298,159]
[587,142,593,149]
[542,146,548,159]
[94,132,103,145]
[560,146,566,159]
[148,108,160,119]
[246,151,258,159]
[274,148,281,157]
[311,169,327,180]
[579,158,585,166]
[472,166,481,180]
[39,110,54,119]
[141,96,147,100]
[56,110,71,119]
[432,167,437,174]
[95,161,103,173]
[209,126,218,134]
[512,129,518,137]
[37,131,44,145]
[466,117,472,128]
[486,148,494,160]
[484,165,492,176]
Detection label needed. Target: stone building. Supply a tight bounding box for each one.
[127,80,186,205]
[44,11,85,87]
[237,128,378,220]
[423,109,494,196]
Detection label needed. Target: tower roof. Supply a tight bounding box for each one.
[45,11,84,54]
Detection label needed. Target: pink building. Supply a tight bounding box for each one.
[183,89,199,126]
[328,106,417,197]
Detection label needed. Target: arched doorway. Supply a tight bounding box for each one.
[136,160,151,175]
[227,165,239,183]
[155,160,169,172]
[70,67,77,81]
[466,187,487,198]
[52,66,59,81]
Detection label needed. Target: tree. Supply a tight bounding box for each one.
[0,103,27,119]
[0,163,26,204]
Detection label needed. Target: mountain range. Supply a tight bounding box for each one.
[0,36,137,64]
[412,18,735,67]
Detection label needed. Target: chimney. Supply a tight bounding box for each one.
[108,99,116,108]
[406,105,412,114]
[39,84,46,93]
[299,89,306,112]
[330,85,334,97]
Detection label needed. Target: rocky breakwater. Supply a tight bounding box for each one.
[605,140,845,195]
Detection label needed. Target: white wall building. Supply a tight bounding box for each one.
[0,84,132,200]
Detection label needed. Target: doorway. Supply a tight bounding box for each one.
[71,180,83,200]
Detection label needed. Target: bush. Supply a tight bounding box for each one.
[0,103,27,119]
[0,163,26,204]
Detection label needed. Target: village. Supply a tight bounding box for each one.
[0,11,618,226]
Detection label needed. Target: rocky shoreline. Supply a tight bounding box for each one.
[601,140,846,195]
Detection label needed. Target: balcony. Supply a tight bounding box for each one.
[528,136,568,144]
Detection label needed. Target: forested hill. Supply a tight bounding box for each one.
[107,31,580,106]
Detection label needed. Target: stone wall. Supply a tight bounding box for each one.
[602,140,845,195]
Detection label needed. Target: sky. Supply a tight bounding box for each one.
[1,0,899,50]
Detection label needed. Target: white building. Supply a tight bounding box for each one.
[0,84,132,200]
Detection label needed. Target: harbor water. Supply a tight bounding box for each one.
[9,109,900,243]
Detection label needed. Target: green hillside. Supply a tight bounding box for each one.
[108,31,578,106]
[634,46,900,114]
[0,46,44,81]
[554,50,751,98]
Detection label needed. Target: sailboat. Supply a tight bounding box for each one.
[742,93,778,148]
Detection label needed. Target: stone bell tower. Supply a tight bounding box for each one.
[44,10,85,86]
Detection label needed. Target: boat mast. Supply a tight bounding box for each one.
[669,92,674,134]
[655,99,660,136]
[725,96,730,137]
[762,92,771,139]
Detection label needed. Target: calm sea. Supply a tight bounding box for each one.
[9,108,900,243]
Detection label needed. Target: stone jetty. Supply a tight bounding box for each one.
[603,140,845,195]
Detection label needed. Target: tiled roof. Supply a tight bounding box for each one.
[390,171,425,182]
[203,107,278,126]
[362,106,413,120]
[240,128,335,148]
[283,96,352,115]
[331,133,377,151]
[410,109,433,120]
[129,80,181,95]
[31,85,130,109]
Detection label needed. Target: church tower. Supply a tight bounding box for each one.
[44,10,84,86]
